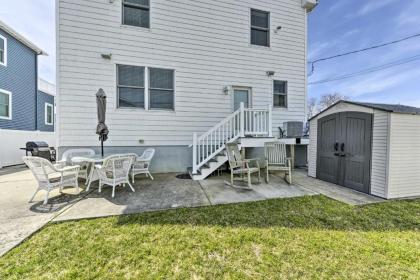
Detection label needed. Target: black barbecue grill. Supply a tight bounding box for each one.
[21,141,56,161]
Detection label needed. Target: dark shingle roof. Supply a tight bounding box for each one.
[309,100,420,121]
[345,101,420,115]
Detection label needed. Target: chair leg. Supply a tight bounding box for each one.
[112,185,116,198]
[127,181,135,192]
[132,170,135,183]
[43,190,50,205]
[75,179,80,193]
[29,188,40,203]
[247,171,252,188]
[289,168,292,185]
[148,172,154,180]
[258,169,261,183]
[98,181,102,193]
[266,168,269,183]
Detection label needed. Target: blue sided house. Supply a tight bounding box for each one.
[0,19,54,132]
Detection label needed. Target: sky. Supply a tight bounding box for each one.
[1,0,419,106]
[308,0,420,106]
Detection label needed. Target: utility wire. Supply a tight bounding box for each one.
[308,32,420,75]
[308,54,420,85]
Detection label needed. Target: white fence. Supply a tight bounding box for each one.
[0,129,57,168]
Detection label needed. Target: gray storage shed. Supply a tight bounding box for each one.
[308,101,420,199]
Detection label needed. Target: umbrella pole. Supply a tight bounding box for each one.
[101,137,104,157]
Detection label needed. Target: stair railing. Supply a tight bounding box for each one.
[192,103,272,174]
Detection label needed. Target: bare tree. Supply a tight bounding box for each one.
[318,93,349,111]
[307,97,317,120]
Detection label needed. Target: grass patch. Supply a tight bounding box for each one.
[1,195,419,279]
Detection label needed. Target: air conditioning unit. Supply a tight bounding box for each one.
[302,0,319,12]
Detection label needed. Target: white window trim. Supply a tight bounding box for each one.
[45,103,54,125]
[116,64,176,112]
[0,34,7,67]
[0,89,12,120]
[250,8,271,48]
[273,80,288,109]
[121,0,151,29]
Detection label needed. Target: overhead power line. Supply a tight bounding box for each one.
[309,32,420,75]
[308,54,420,85]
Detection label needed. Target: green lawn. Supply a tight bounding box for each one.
[1,195,419,279]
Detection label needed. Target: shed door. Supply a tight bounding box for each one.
[340,112,372,193]
[317,112,372,194]
[317,113,340,184]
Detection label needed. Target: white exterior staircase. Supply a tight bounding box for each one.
[191,103,272,180]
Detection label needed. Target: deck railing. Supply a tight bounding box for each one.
[192,103,272,174]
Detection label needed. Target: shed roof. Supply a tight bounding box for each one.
[309,100,420,121]
[0,20,47,55]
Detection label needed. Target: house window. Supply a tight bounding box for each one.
[0,34,6,66]
[149,68,175,110]
[251,9,270,47]
[122,0,150,28]
[273,80,287,108]
[117,64,145,108]
[45,103,54,125]
[0,89,11,119]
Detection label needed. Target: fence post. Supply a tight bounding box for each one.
[240,102,245,137]
[192,133,198,174]
[268,104,273,137]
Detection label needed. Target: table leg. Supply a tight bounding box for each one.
[86,162,95,192]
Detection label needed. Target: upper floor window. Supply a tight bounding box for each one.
[149,68,175,110]
[0,34,7,66]
[273,80,287,108]
[117,64,145,108]
[45,103,54,125]
[251,9,270,47]
[122,0,150,28]
[0,89,11,119]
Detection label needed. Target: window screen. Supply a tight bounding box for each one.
[273,80,287,108]
[122,0,150,28]
[117,65,145,108]
[149,68,174,110]
[251,9,270,47]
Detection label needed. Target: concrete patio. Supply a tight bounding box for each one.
[0,165,384,257]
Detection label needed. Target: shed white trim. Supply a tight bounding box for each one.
[0,88,12,120]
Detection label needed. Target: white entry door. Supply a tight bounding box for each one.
[233,88,251,111]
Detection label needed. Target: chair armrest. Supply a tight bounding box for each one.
[55,160,67,169]
[244,158,260,168]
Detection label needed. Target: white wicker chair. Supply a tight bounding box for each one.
[131,148,155,183]
[23,156,80,205]
[96,154,135,198]
[264,142,292,184]
[225,143,260,189]
[57,148,95,182]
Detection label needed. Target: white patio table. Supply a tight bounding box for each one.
[71,154,107,191]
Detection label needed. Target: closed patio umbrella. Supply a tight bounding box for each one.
[96,88,109,157]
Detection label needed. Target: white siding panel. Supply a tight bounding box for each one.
[308,119,317,177]
[370,110,389,198]
[57,0,307,147]
[387,114,420,198]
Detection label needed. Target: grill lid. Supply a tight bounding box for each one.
[26,141,49,149]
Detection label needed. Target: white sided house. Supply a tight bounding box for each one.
[56,0,318,176]
[308,101,420,199]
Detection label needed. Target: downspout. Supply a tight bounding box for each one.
[35,54,38,130]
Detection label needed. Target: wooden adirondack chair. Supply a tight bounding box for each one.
[225,143,261,189]
[264,142,292,184]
